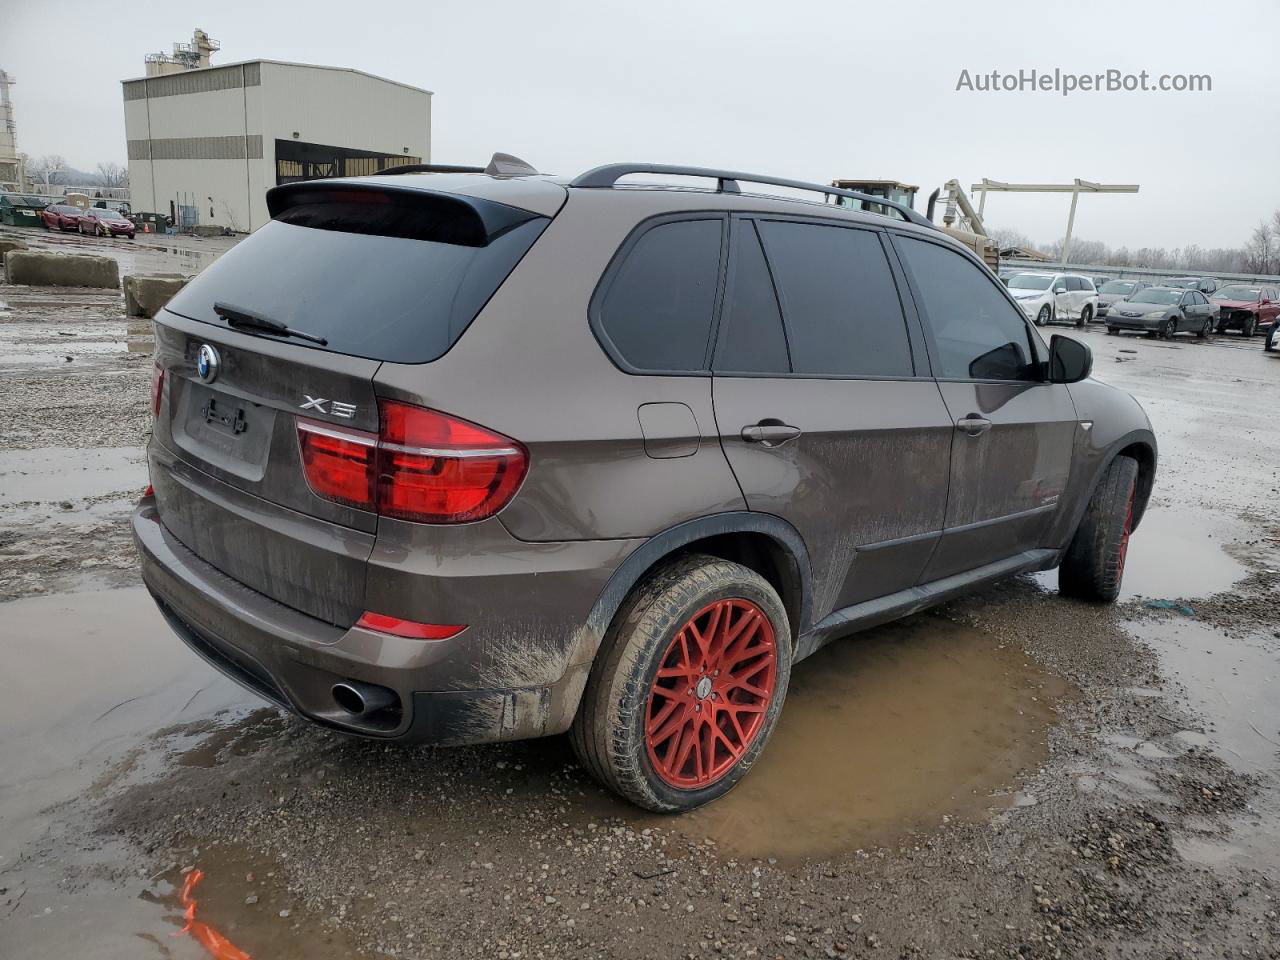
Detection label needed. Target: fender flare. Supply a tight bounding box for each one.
[583,511,813,645]
[1062,428,1158,545]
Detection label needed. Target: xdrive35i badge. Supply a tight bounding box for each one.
[196,344,220,384]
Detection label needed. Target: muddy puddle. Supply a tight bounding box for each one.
[1124,616,1280,876]
[0,446,147,505]
[640,615,1071,861]
[1032,503,1247,602]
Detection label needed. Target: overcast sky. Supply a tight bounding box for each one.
[5,0,1277,250]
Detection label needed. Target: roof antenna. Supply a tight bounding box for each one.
[485,152,539,177]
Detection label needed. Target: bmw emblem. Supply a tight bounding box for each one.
[196,344,220,383]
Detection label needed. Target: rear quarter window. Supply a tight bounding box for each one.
[594,218,724,373]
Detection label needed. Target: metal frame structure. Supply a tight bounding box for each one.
[572,163,937,229]
[971,178,1139,264]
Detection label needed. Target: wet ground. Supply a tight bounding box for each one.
[2,236,1279,959]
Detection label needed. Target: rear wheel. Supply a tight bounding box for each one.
[1059,456,1139,603]
[1198,317,1211,338]
[571,554,791,812]
[1107,327,1118,335]
[1035,305,1051,327]
[1077,305,1092,327]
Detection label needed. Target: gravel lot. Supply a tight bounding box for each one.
[2,227,1278,959]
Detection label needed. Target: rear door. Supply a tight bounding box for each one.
[711,215,953,623]
[891,232,1078,581]
[150,183,553,625]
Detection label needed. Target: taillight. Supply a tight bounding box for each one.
[296,401,527,524]
[297,419,378,510]
[151,363,164,418]
[377,401,528,523]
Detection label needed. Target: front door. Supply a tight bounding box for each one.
[891,232,1078,581]
[711,215,954,625]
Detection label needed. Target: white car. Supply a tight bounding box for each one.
[1267,322,1279,353]
[1005,272,1100,327]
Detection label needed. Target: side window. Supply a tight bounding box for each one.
[713,221,790,374]
[597,219,723,373]
[1065,277,1080,292]
[894,235,1038,382]
[755,220,913,378]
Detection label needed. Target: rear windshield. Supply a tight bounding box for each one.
[165,189,548,364]
[1099,281,1136,294]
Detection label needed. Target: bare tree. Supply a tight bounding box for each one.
[1242,222,1276,275]
[988,227,1036,252]
[95,161,128,188]
[26,154,67,192]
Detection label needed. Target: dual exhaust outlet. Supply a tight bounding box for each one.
[331,680,398,718]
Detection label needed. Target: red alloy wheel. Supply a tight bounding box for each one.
[644,598,777,789]
[1117,489,1136,575]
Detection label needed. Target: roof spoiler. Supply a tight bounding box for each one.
[372,152,541,178]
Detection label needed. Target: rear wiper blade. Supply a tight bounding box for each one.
[213,302,329,346]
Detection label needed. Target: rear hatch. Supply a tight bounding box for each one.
[150,178,558,625]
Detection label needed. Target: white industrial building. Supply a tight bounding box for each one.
[123,56,431,232]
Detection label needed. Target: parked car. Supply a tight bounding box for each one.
[1210,283,1280,337]
[79,207,136,239]
[1095,280,1151,320]
[40,203,83,231]
[1006,271,1099,326]
[1166,276,1219,296]
[133,158,1157,812]
[1106,286,1216,338]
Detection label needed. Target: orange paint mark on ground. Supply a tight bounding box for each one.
[175,869,252,960]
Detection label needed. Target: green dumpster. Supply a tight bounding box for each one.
[0,193,51,227]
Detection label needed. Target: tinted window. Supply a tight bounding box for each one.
[714,221,789,374]
[1066,277,1083,292]
[165,194,548,364]
[756,221,912,377]
[895,235,1037,381]
[599,219,722,372]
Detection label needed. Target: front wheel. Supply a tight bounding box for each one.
[1035,305,1051,327]
[571,555,792,812]
[1242,316,1256,337]
[1059,456,1139,602]
[1161,319,1175,339]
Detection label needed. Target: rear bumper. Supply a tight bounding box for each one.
[133,498,627,745]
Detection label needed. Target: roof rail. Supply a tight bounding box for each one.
[570,163,936,229]
[375,163,487,176]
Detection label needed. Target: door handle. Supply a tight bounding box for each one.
[956,415,992,437]
[741,419,802,447]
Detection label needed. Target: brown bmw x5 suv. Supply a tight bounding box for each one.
[134,158,1157,812]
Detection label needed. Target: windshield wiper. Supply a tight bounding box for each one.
[213,302,329,346]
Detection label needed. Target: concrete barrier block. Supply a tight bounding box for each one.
[0,238,30,261]
[5,251,120,289]
[123,273,191,318]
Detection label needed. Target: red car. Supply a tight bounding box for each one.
[79,207,136,239]
[40,203,84,231]
[1211,283,1280,336]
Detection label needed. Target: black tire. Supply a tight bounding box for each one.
[1242,316,1256,337]
[1059,456,1139,603]
[570,554,792,813]
[1035,305,1051,327]
[1077,305,1091,327]
[1197,318,1210,339]
[1160,319,1175,340]
[1106,327,1118,335]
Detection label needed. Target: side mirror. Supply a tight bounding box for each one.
[1047,334,1092,384]
[1053,284,1068,294]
